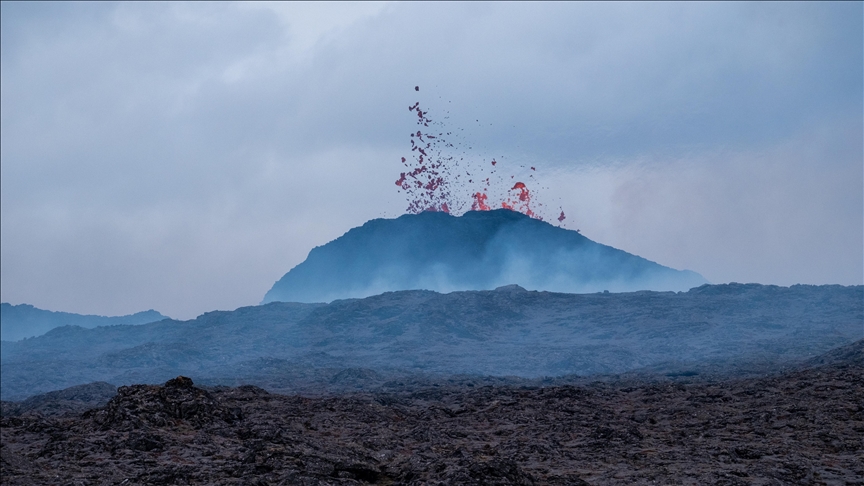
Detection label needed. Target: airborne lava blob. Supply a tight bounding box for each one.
[397,87,564,223]
[501,182,538,219]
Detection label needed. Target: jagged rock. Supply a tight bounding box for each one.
[0,381,116,418]
[89,376,241,431]
[1,349,861,485]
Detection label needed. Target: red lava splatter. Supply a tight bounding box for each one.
[512,182,529,201]
[397,87,565,224]
[395,91,456,213]
[499,182,539,220]
[471,192,490,211]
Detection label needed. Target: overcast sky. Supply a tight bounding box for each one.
[2,2,862,320]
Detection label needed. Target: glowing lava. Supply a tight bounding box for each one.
[396,93,456,213]
[472,192,490,211]
[512,182,529,201]
[500,182,538,219]
[397,87,564,224]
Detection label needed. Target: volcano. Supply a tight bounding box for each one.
[263,209,706,304]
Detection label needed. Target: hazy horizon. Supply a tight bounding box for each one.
[2,2,862,320]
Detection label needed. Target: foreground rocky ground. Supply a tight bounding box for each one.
[2,341,862,485]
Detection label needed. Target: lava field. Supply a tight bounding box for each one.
[2,340,862,485]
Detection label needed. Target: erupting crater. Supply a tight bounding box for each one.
[263,209,706,304]
[396,87,560,222]
[264,87,706,304]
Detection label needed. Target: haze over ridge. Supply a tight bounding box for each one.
[3,283,861,401]
[0,303,168,342]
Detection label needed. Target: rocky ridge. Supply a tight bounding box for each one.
[1,303,167,342]
[3,283,861,401]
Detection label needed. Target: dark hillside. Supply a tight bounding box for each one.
[1,303,167,341]
[2,284,860,401]
[263,210,706,303]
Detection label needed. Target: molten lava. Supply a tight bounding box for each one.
[396,97,455,213]
[472,192,490,211]
[499,182,538,219]
[512,182,529,201]
[396,87,564,223]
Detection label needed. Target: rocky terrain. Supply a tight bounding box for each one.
[2,340,862,485]
[2,283,861,401]
[0,382,117,419]
[263,210,706,304]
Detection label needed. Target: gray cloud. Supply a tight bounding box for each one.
[1,2,861,319]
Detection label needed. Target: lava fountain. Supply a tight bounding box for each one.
[396,87,564,223]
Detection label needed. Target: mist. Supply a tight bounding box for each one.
[262,210,706,305]
[1,2,861,319]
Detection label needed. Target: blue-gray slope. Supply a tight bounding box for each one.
[1,303,168,342]
[263,209,707,304]
[2,284,861,400]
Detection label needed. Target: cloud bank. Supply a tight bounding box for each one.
[1,2,861,319]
